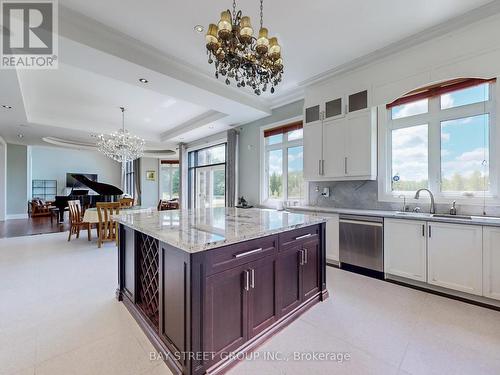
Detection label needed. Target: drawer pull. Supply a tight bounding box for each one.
[234,247,263,258]
[295,233,313,240]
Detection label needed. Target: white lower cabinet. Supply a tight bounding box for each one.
[427,222,483,296]
[384,219,427,282]
[483,227,500,300]
[324,213,339,262]
[287,209,339,262]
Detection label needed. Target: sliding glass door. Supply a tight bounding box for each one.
[195,165,226,209]
[188,143,227,209]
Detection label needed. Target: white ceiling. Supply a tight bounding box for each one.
[0,0,498,152]
[18,64,208,141]
[59,0,494,91]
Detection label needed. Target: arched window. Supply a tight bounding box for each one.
[383,78,497,200]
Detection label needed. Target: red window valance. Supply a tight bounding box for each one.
[264,121,303,138]
[161,160,179,164]
[386,78,496,109]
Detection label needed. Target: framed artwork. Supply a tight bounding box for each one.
[146,170,156,181]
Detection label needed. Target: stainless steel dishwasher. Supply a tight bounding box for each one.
[339,215,384,275]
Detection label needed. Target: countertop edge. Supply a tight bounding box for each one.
[117,214,327,253]
[286,205,500,227]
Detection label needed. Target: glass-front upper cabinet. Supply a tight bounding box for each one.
[305,105,321,124]
[348,90,368,113]
[325,98,343,119]
[305,89,368,124]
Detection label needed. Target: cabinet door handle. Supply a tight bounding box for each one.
[235,248,262,258]
[344,157,348,174]
[243,270,250,291]
[299,249,304,265]
[422,224,425,237]
[304,248,308,264]
[250,268,255,289]
[428,225,432,238]
[321,160,325,175]
[319,160,323,175]
[295,233,312,240]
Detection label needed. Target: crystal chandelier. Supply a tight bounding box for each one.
[97,107,145,163]
[205,0,283,96]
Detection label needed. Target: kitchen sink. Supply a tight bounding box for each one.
[395,211,433,217]
[432,214,472,220]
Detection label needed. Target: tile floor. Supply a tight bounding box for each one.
[1,233,500,375]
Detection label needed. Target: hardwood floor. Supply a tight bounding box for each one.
[0,216,70,238]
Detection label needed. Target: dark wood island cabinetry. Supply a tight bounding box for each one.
[116,208,328,375]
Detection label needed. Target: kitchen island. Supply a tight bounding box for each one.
[116,207,328,375]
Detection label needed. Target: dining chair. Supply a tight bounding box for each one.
[96,202,121,248]
[119,197,134,208]
[67,200,91,241]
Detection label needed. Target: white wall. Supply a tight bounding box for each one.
[237,100,304,206]
[140,157,159,208]
[6,144,28,218]
[305,13,500,109]
[304,13,500,207]
[0,137,6,221]
[31,146,121,195]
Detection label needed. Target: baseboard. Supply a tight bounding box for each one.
[6,214,28,220]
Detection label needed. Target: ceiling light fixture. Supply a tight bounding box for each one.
[2,105,12,109]
[139,78,149,84]
[17,134,24,138]
[194,25,204,33]
[205,0,283,95]
[97,107,145,163]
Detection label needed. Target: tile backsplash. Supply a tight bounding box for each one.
[308,181,500,216]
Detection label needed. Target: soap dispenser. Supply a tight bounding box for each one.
[449,201,457,216]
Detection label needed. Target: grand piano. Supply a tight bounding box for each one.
[53,174,123,222]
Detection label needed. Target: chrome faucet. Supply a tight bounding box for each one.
[414,189,436,214]
[398,194,408,212]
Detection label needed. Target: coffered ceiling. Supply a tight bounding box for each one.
[0,0,498,152]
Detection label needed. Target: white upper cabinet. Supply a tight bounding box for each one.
[303,89,376,181]
[303,121,323,179]
[427,222,483,296]
[344,109,377,178]
[323,117,346,177]
[483,227,500,301]
[384,219,427,282]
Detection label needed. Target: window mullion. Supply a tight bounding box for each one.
[283,144,288,201]
[428,96,441,195]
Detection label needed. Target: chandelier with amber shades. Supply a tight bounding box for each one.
[205,0,283,96]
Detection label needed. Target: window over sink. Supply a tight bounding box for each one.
[382,78,497,203]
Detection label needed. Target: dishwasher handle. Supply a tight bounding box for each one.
[339,219,383,227]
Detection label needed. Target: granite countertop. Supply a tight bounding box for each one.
[286,205,500,227]
[116,207,327,253]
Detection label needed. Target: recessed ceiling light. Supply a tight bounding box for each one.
[2,105,12,109]
[17,134,24,138]
[194,25,204,33]
[139,78,149,84]
[209,125,214,129]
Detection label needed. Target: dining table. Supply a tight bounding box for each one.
[82,205,155,224]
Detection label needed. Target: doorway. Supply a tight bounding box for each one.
[188,143,227,209]
[195,164,226,209]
